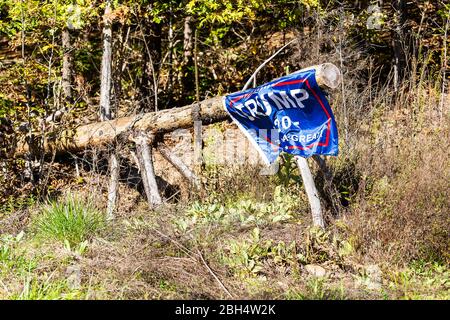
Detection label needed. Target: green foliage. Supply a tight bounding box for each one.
[187,0,261,27]
[10,275,84,300]
[0,194,36,218]
[387,261,449,300]
[0,230,89,299]
[173,185,303,233]
[187,0,319,27]
[222,227,299,279]
[0,231,36,276]
[0,0,99,34]
[286,278,346,300]
[274,154,302,187]
[32,196,106,247]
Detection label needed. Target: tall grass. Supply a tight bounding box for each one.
[33,196,106,247]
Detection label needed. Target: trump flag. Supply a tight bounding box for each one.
[223,69,339,164]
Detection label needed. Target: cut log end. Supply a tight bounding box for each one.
[315,63,342,90]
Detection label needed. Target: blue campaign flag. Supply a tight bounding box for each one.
[223,69,338,164]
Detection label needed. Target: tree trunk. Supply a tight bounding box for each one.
[106,153,119,220]
[139,18,162,112]
[181,16,195,103]
[183,16,194,68]
[100,0,113,121]
[193,30,203,174]
[99,0,119,218]
[61,28,73,107]
[166,10,174,98]
[393,0,408,90]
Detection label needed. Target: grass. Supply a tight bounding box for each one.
[386,261,450,300]
[0,229,88,299]
[32,196,106,247]
[10,276,85,300]
[286,278,346,300]
[0,232,37,277]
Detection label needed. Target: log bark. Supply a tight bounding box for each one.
[15,63,340,157]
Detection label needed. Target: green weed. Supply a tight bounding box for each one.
[222,228,299,278]
[0,232,37,276]
[387,261,450,299]
[174,186,303,233]
[10,275,84,300]
[286,278,346,300]
[33,196,106,247]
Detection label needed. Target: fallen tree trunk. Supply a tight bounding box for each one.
[15,63,341,157]
[16,96,227,157]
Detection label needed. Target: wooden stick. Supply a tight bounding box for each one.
[196,248,234,299]
[106,153,119,220]
[156,142,200,189]
[132,133,162,208]
[243,38,297,91]
[296,156,325,228]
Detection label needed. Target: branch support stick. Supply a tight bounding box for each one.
[133,132,162,208]
[106,153,119,220]
[296,156,325,228]
[157,142,200,189]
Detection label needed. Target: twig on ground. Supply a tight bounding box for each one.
[196,248,234,299]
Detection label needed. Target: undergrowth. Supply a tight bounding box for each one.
[32,196,106,247]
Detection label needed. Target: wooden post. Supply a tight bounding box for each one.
[296,156,325,228]
[133,133,162,208]
[106,153,119,220]
[193,116,203,175]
